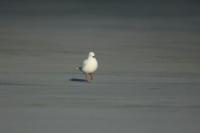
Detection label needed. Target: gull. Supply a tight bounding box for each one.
[77,52,98,82]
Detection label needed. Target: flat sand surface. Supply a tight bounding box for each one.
[0,1,200,132]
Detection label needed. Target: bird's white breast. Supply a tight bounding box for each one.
[82,57,98,73]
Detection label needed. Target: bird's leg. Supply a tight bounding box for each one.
[85,73,90,82]
[89,73,93,80]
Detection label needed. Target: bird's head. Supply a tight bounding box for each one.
[89,52,95,58]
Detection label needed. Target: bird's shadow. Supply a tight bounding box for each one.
[69,78,87,83]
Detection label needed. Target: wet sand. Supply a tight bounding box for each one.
[1,2,200,132]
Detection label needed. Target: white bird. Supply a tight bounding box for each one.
[78,52,98,82]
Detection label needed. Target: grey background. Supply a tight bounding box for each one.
[0,0,200,133]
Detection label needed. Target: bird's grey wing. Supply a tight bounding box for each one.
[77,59,88,72]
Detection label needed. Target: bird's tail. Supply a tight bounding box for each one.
[76,66,83,72]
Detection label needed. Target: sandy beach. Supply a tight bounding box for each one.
[0,1,200,133]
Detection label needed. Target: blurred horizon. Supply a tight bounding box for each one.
[0,0,200,18]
